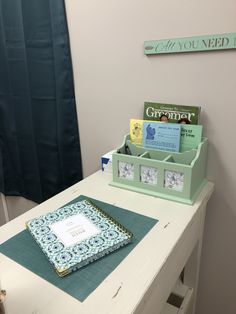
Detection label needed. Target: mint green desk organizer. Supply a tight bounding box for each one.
[110,134,208,204]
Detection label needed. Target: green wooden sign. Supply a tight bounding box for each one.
[144,33,236,55]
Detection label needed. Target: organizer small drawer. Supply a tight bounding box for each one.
[161,281,194,314]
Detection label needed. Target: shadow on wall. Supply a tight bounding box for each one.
[196,141,236,314]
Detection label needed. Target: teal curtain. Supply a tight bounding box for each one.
[0,0,83,203]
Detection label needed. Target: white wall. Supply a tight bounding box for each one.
[65,1,236,313]
[0,194,37,226]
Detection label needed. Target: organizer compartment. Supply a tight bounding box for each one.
[110,134,208,204]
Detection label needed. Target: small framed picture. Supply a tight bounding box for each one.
[164,170,184,191]
[140,165,158,185]
[118,161,134,180]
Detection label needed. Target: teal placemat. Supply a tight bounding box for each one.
[0,195,158,301]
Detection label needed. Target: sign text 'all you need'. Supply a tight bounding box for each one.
[144,33,236,55]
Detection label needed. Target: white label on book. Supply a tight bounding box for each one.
[50,214,101,247]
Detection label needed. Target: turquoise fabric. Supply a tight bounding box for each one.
[0,0,82,203]
[0,196,157,301]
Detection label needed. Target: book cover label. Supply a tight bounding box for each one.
[142,122,181,152]
[50,214,101,247]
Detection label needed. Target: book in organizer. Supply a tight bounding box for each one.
[180,124,203,152]
[130,119,144,145]
[143,101,201,125]
[130,119,203,152]
[142,121,181,152]
[26,199,133,277]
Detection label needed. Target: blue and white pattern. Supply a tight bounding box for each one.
[26,200,132,276]
[48,242,64,254]
[164,170,184,191]
[118,161,134,180]
[140,166,158,185]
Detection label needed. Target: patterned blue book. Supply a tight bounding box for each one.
[26,199,133,277]
[142,121,181,152]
